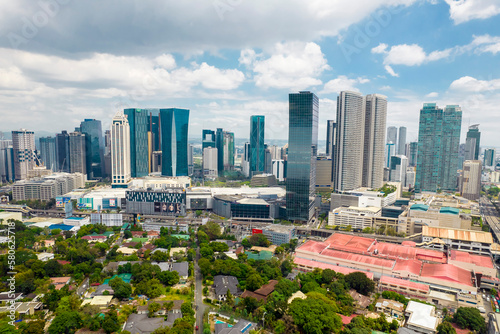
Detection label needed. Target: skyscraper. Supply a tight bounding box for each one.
[484,148,496,167]
[80,119,104,179]
[389,155,408,183]
[326,120,336,158]
[398,126,407,156]
[55,130,70,172]
[12,129,36,180]
[39,136,57,172]
[68,132,86,175]
[286,91,318,222]
[203,147,218,179]
[408,142,418,167]
[202,130,216,150]
[460,160,482,201]
[386,126,397,166]
[0,140,14,183]
[124,109,149,177]
[241,142,250,177]
[188,144,194,175]
[464,124,481,161]
[216,128,224,173]
[362,94,387,189]
[387,126,397,145]
[250,115,265,175]
[415,103,462,192]
[160,108,190,177]
[111,111,131,187]
[333,91,364,192]
[223,131,235,171]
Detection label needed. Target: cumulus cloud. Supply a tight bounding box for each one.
[449,76,500,92]
[321,75,369,94]
[241,41,330,89]
[425,92,439,98]
[444,0,500,24]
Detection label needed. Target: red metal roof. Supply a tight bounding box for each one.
[320,248,395,269]
[450,250,494,268]
[401,241,416,247]
[393,259,423,276]
[420,263,473,287]
[370,242,446,263]
[325,233,376,254]
[297,240,329,254]
[294,257,374,279]
[380,276,430,292]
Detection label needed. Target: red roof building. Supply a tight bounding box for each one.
[392,259,423,279]
[294,257,374,279]
[420,263,474,292]
[379,276,429,300]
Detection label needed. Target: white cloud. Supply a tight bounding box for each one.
[444,0,500,24]
[371,43,388,54]
[242,41,330,89]
[449,76,500,92]
[321,75,369,94]
[384,65,399,77]
[425,92,439,98]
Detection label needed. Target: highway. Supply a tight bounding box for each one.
[480,197,500,242]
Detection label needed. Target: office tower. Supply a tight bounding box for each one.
[68,132,86,175]
[104,130,111,155]
[222,131,235,171]
[286,91,318,222]
[152,152,162,173]
[123,109,149,178]
[415,103,462,192]
[460,160,482,200]
[386,143,395,168]
[39,137,57,172]
[484,148,496,167]
[202,130,216,150]
[408,142,418,167]
[80,119,104,179]
[464,124,481,161]
[216,128,224,173]
[160,108,189,177]
[250,115,265,175]
[203,147,218,178]
[272,160,285,182]
[398,126,407,156]
[149,114,161,152]
[269,145,282,160]
[389,155,408,183]
[387,126,397,145]
[316,157,333,189]
[241,142,250,177]
[333,91,364,192]
[111,111,131,187]
[12,129,36,180]
[405,167,416,188]
[326,120,336,158]
[362,94,387,189]
[264,146,272,174]
[188,144,194,175]
[0,140,14,183]
[55,131,70,172]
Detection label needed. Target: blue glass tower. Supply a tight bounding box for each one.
[286,92,318,222]
[160,108,190,176]
[39,136,57,172]
[216,128,224,173]
[124,108,149,177]
[202,130,216,150]
[250,115,265,175]
[415,103,462,192]
[80,119,104,179]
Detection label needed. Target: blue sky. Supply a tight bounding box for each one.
[0,0,499,146]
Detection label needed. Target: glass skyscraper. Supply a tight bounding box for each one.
[398,126,407,156]
[326,120,336,158]
[202,130,216,150]
[39,136,57,171]
[408,141,418,167]
[286,91,318,222]
[55,130,70,172]
[80,119,104,179]
[160,108,189,177]
[216,128,224,173]
[250,115,265,175]
[124,108,149,177]
[415,103,462,192]
[464,125,481,161]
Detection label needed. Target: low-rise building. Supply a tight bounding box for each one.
[49,277,71,290]
[404,301,439,334]
[240,280,278,302]
[262,224,296,245]
[213,275,240,301]
[375,298,404,319]
[37,252,54,262]
[328,206,381,230]
[421,226,493,256]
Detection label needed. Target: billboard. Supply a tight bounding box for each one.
[154,202,182,214]
[56,197,71,208]
[109,198,116,207]
[252,229,263,235]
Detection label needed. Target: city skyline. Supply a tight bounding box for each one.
[0,2,499,146]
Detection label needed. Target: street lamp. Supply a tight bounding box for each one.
[262,311,267,331]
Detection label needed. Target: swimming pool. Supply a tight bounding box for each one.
[215,320,233,327]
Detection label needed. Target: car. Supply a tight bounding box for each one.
[195,325,199,330]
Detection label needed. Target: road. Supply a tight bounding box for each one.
[194,246,207,333]
[77,277,89,297]
[480,197,500,242]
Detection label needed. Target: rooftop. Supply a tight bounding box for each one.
[439,207,460,215]
[392,259,423,276]
[405,301,438,331]
[325,233,376,253]
[450,250,494,268]
[320,248,395,269]
[293,257,374,279]
[422,226,494,244]
[420,263,473,287]
[380,276,430,292]
[410,204,429,212]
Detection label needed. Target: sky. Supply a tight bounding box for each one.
[0,0,499,147]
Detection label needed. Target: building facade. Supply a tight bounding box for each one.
[484,148,496,167]
[326,120,336,158]
[12,129,36,181]
[80,119,105,179]
[39,137,57,172]
[160,108,190,177]
[460,160,482,201]
[55,130,70,173]
[124,108,149,177]
[111,111,131,187]
[464,125,481,161]
[363,94,387,189]
[250,115,265,176]
[203,147,218,179]
[398,126,407,156]
[69,132,86,175]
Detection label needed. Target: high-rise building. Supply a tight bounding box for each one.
[216,128,224,173]
[387,126,397,145]
[362,94,387,189]
[484,148,496,167]
[264,146,273,174]
[203,147,218,179]
[12,129,36,181]
[55,130,70,173]
[460,160,482,201]
[124,109,149,177]
[405,167,416,188]
[386,126,397,166]
[80,119,104,179]
[316,157,333,189]
[111,111,131,187]
[333,91,364,192]
[160,108,189,177]
[250,115,265,175]
[0,140,14,183]
[326,120,336,158]
[269,145,283,160]
[222,131,235,171]
[286,91,318,222]
[272,159,285,182]
[39,137,57,172]
[188,144,194,175]
[389,155,408,184]
[415,103,462,192]
[68,132,86,175]
[464,125,481,161]
[104,130,111,156]
[241,142,250,178]
[202,130,216,150]
[408,142,418,167]
[398,126,407,156]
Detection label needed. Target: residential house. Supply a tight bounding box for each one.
[375,298,405,319]
[213,275,240,301]
[37,252,55,261]
[240,280,278,302]
[50,277,71,290]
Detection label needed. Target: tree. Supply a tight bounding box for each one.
[148,302,161,317]
[195,210,202,217]
[102,311,120,334]
[200,246,214,258]
[453,307,486,333]
[345,272,375,295]
[437,322,457,334]
[492,288,497,296]
[159,271,180,286]
[288,297,342,334]
[48,311,82,334]
[151,250,169,262]
[246,273,264,291]
[18,320,45,334]
[124,230,132,239]
[321,269,336,284]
